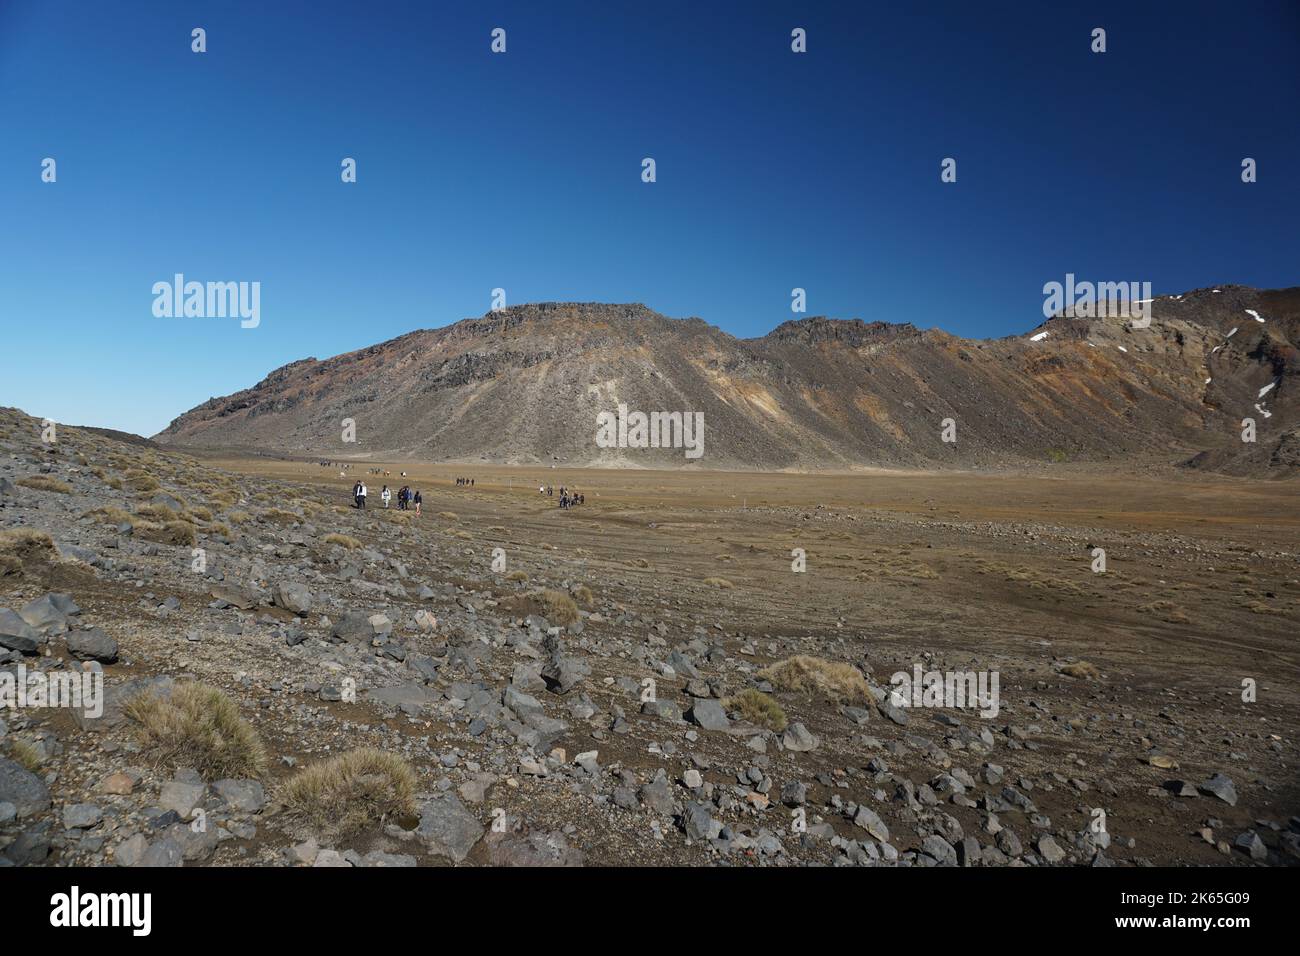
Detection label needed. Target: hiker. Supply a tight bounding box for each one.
[352,481,361,508]
[357,481,367,509]
[413,489,422,515]
[381,485,391,508]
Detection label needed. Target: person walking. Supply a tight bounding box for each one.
[413,489,422,515]
[381,485,391,509]
[357,481,367,509]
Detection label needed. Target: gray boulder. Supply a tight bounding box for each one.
[0,609,41,654]
[66,627,119,663]
[19,593,80,631]
[688,698,731,731]
[272,582,313,616]
[415,795,484,863]
[213,779,266,813]
[0,757,51,817]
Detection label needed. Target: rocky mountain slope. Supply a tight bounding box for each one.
[154,287,1300,474]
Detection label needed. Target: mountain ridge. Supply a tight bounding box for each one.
[154,287,1300,475]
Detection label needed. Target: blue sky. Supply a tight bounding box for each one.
[1,0,1297,436]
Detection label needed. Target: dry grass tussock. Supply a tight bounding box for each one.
[280,748,416,839]
[125,683,268,779]
[760,655,870,703]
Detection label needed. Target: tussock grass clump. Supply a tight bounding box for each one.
[84,506,137,527]
[125,683,267,779]
[280,748,416,839]
[227,510,251,525]
[135,502,186,522]
[760,655,870,703]
[535,590,579,625]
[208,522,232,538]
[138,520,197,547]
[122,470,160,492]
[9,739,44,772]
[0,528,57,577]
[571,584,594,606]
[702,577,733,589]
[505,570,529,583]
[437,511,458,521]
[1059,661,1101,680]
[187,506,213,522]
[18,475,72,494]
[724,688,787,731]
[263,508,300,524]
[1137,600,1190,624]
[323,532,361,549]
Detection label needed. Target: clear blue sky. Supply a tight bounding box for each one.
[1,0,1297,436]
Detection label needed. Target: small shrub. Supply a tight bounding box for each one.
[724,688,787,731]
[760,655,870,703]
[85,506,137,527]
[9,739,43,772]
[138,520,197,547]
[125,683,267,778]
[280,748,416,840]
[0,528,57,576]
[702,577,733,589]
[536,590,579,625]
[323,533,361,549]
[123,470,160,492]
[1059,661,1100,680]
[17,475,72,494]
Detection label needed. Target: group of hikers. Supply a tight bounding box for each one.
[538,484,585,509]
[349,472,587,513]
[381,484,421,513]
[351,480,421,514]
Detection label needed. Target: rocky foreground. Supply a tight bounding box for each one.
[0,406,1297,867]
